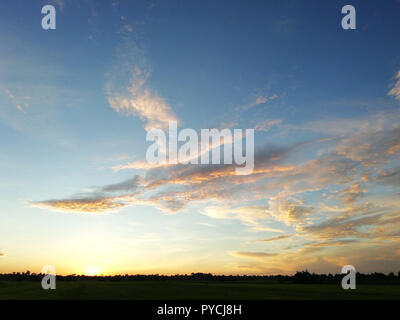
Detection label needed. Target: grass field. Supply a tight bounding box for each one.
[0,280,399,300]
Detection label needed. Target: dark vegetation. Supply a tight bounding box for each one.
[1,271,400,299]
[1,270,400,285]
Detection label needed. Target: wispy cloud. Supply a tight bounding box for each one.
[257,235,291,242]
[100,176,140,193]
[335,182,366,204]
[201,205,270,230]
[30,198,129,213]
[112,130,251,171]
[3,87,26,112]
[254,119,282,132]
[107,68,177,131]
[243,94,278,110]
[389,70,400,101]
[374,166,400,186]
[106,42,177,131]
[231,251,278,259]
[30,176,141,213]
[113,160,170,171]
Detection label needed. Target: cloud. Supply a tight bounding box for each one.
[108,68,177,131]
[244,94,278,110]
[0,252,4,257]
[254,119,282,132]
[30,143,294,214]
[113,160,170,171]
[100,175,140,192]
[269,198,314,225]
[389,70,400,101]
[307,239,359,248]
[28,104,400,274]
[374,166,400,186]
[247,226,285,233]
[32,112,400,220]
[3,88,26,112]
[298,205,387,240]
[30,176,141,213]
[336,182,366,204]
[107,54,177,131]
[142,143,293,186]
[231,251,278,259]
[113,128,251,172]
[30,197,129,213]
[257,235,291,242]
[335,123,400,167]
[31,110,400,272]
[126,144,297,212]
[201,205,270,228]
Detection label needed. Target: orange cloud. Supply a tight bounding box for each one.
[389,70,400,101]
[30,198,129,213]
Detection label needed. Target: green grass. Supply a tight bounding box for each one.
[0,280,399,300]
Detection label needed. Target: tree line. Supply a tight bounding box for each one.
[0,270,399,284]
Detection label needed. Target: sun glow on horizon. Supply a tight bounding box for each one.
[84,265,102,277]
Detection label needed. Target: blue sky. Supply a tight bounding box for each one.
[0,0,400,275]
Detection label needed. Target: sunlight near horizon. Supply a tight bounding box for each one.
[84,265,101,277]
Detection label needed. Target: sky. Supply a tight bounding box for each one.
[0,0,400,276]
